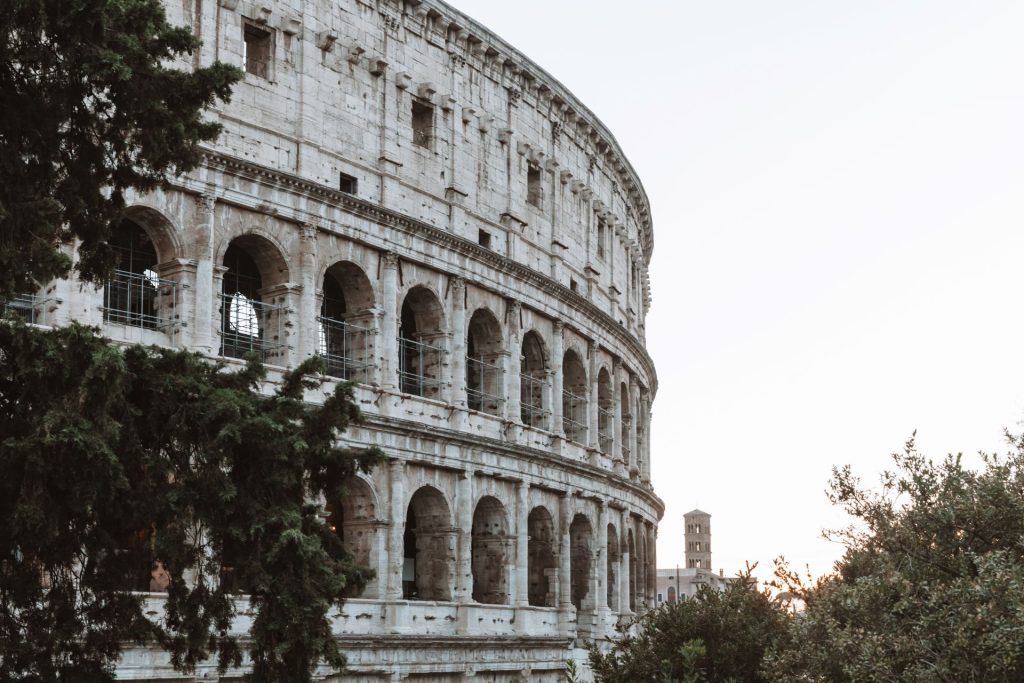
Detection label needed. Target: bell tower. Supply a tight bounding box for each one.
[684,509,712,570]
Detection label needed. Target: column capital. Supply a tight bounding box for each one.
[382,251,399,269]
[450,275,466,298]
[552,319,564,335]
[300,223,318,241]
[195,192,216,216]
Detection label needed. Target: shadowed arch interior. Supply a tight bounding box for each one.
[466,308,503,414]
[399,286,445,399]
[319,261,375,380]
[527,506,557,607]
[403,485,454,601]
[569,513,593,611]
[471,496,510,604]
[562,349,588,443]
[520,331,548,427]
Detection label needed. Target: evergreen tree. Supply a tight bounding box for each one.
[0,321,383,681]
[0,0,240,299]
[766,435,1024,682]
[588,567,790,683]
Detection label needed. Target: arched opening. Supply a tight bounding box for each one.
[471,496,510,604]
[667,585,676,604]
[527,506,557,607]
[620,383,631,463]
[318,261,375,381]
[103,219,170,329]
[597,367,613,454]
[562,350,588,443]
[607,523,619,608]
[627,529,637,612]
[325,477,379,597]
[403,486,454,601]
[520,331,549,428]
[399,286,444,399]
[569,513,593,611]
[220,236,288,362]
[466,308,503,414]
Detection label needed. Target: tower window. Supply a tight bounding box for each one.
[412,100,434,148]
[339,172,357,194]
[243,20,273,79]
[527,165,543,208]
[478,229,492,249]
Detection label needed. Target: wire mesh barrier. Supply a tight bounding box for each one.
[399,336,443,397]
[562,390,588,444]
[1,293,46,324]
[317,316,371,380]
[466,356,503,413]
[103,269,176,329]
[520,373,549,427]
[218,292,286,363]
[598,407,615,454]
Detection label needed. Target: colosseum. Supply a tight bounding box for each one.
[20,0,662,679]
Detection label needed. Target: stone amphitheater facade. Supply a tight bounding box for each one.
[24,0,662,679]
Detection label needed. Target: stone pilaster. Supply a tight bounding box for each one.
[550,321,564,437]
[449,277,467,407]
[297,223,318,361]
[380,252,399,391]
[191,193,216,355]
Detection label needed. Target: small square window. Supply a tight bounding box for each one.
[478,229,492,249]
[243,20,273,79]
[527,165,543,208]
[412,99,434,148]
[339,172,357,194]
[569,278,578,293]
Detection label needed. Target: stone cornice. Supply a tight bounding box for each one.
[352,411,665,520]
[184,151,659,395]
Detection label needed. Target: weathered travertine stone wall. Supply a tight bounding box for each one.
[29,0,662,679]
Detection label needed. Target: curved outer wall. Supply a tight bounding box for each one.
[35,0,663,679]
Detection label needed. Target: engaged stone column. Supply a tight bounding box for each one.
[449,277,467,407]
[550,321,564,436]
[647,523,658,610]
[505,299,522,423]
[619,509,631,615]
[558,494,572,610]
[297,224,318,361]
[455,471,473,604]
[380,252,398,391]
[515,480,529,607]
[628,376,639,475]
[641,395,652,483]
[597,501,609,611]
[588,340,599,449]
[191,193,216,355]
[386,459,406,601]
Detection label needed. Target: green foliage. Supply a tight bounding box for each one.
[0,321,383,681]
[766,434,1024,682]
[588,567,789,683]
[0,0,241,299]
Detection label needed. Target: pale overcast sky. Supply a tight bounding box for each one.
[451,0,1024,580]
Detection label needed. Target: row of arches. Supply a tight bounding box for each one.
[99,218,651,469]
[322,478,655,612]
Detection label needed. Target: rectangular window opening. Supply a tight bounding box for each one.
[478,229,492,249]
[527,165,543,208]
[597,219,606,259]
[569,278,578,293]
[412,99,434,148]
[243,20,272,79]
[339,172,357,194]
